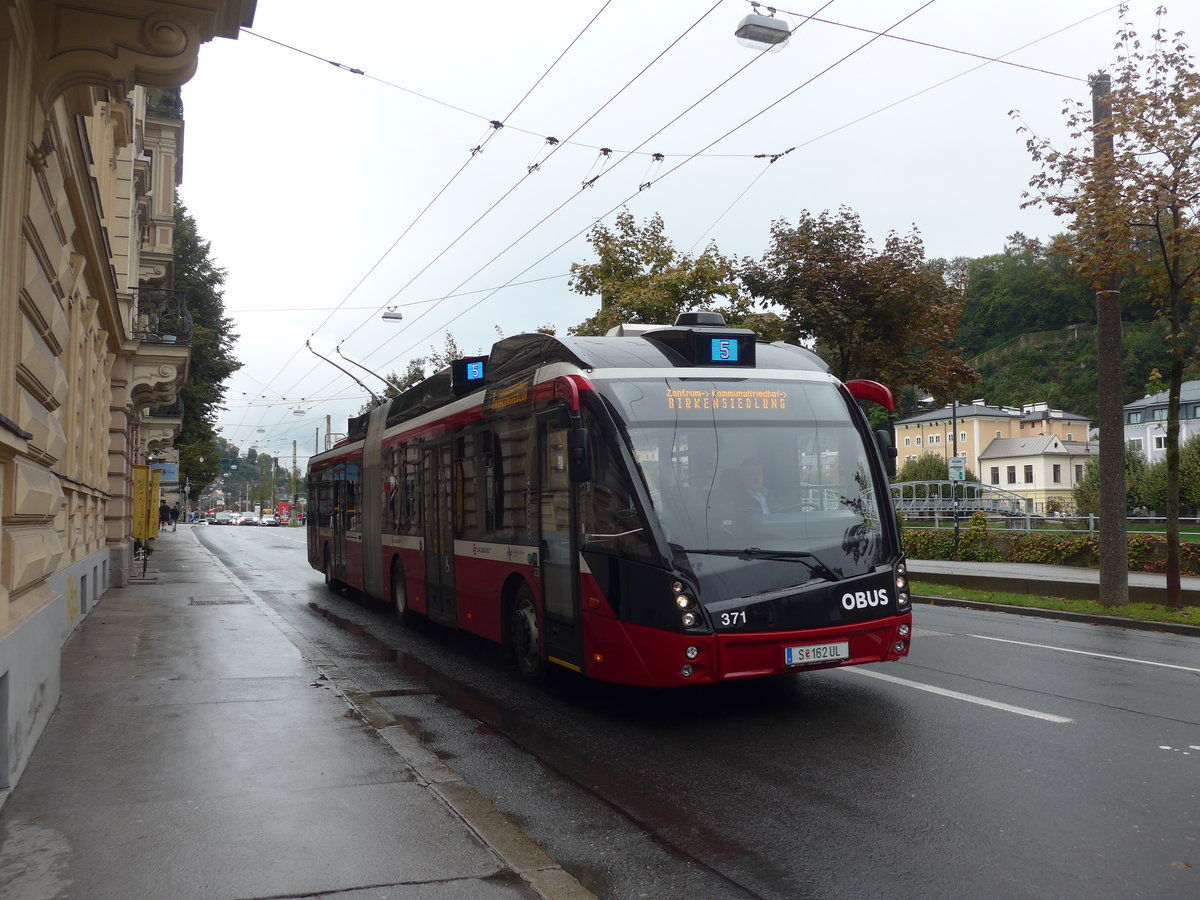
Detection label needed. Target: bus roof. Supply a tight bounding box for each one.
[335,324,832,447]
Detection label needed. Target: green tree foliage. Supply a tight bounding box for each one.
[1073,446,1148,515]
[173,201,241,500]
[568,210,767,337]
[957,233,1094,355]
[739,207,976,399]
[893,453,979,484]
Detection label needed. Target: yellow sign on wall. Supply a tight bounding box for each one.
[132,466,154,540]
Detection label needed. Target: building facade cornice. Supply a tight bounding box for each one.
[29,1,256,106]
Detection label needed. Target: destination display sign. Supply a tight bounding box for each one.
[484,378,532,415]
[666,387,790,412]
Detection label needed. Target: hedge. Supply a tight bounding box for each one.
[900,512,1200,575]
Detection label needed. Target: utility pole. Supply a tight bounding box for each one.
[951,398,960,558]
[1091,73,1130,607]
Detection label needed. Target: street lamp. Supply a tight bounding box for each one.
[735,6,790,52]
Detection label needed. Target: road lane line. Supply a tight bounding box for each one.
[967,635,1200,674]
[844,668,1075,723]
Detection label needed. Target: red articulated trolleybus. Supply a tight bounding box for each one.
[307,312,912,687]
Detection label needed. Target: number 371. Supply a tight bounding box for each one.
[719,610,747,626]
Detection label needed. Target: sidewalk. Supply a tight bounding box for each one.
[0,529,595,900]
[908,558,1200,636]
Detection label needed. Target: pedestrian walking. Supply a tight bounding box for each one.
[170,503,180,532]
[158,501,171,532]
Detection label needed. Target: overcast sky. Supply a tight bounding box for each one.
[177,0,1200,468]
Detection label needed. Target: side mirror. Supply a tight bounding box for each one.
[876,428,897,477]
[568,427,591,483]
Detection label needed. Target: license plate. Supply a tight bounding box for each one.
[785,641,849,666]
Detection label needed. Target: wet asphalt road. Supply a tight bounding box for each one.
[197,525,1199,900]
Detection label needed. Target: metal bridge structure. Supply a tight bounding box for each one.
[890,481,1029,517]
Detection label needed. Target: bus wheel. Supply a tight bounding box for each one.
[511,586,543,681]
[391,560,409,622]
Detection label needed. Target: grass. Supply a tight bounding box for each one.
[911,579,1197,627]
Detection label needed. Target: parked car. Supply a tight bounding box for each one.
[212,511,234,525]
[259,514,278,526]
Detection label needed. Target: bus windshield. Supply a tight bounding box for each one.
[596,376,892,583]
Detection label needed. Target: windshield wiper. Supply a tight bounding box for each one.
[682,547,839,580]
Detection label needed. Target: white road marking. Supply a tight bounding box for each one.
[845,668,1075,723]
[968,634,1200,674]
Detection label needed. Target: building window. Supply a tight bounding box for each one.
[1128,438,1144,451]
[1127,412,1142,424]
[1007,466,1016,484]
[904,436,911,447]
[915,436,922,446]
[1066,433,1073,441]
[1152,408,1167,421]
[929,434,940,445]
[990,466,1000,485]
[1053,464,1062,483]
[1075,464,1083,482]
[1155,435,1167,450]
[1024,465,1034,483]
[960,432,967,443]
[995,431,1002,439]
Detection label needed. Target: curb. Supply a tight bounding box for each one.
[188,530,598,900]
[913,593,1200,638]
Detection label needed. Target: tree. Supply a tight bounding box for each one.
[958,233,1094,355]
[740,207,976,399]
[568,210,768,336]
[1017,9,1200,608]
[893,453,978,485]
[173,201,241,500]
[1073,447,1149,516]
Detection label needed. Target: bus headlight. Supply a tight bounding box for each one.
[675,593,694,609]
[894,561,910,609]
[681,611,698,627]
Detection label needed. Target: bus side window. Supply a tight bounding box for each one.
[403,445,420,528]
[496,417,531,537]
[383,446,401,534]
[483,431,500,535]
[582,428,654,563]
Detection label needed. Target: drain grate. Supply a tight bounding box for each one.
[187,598,251,606]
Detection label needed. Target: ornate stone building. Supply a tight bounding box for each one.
[1,0,254,794]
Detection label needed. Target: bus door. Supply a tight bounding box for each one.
[422,441,456,625]
[537,413,582,672]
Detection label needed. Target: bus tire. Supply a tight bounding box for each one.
[391,559,410,622]
[510,584,543,682]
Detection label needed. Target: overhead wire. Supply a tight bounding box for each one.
[685,2,1119,252]
[295,0,741,400]
[327,0,728,351]
[224,1,1112,441]
[236,2,616,433]
[364,0,941,375]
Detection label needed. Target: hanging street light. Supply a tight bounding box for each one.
[735,5,790,52]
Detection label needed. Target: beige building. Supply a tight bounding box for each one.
[978,435,1099,514]
[896,400,1092,477]
[1,0,253,794]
